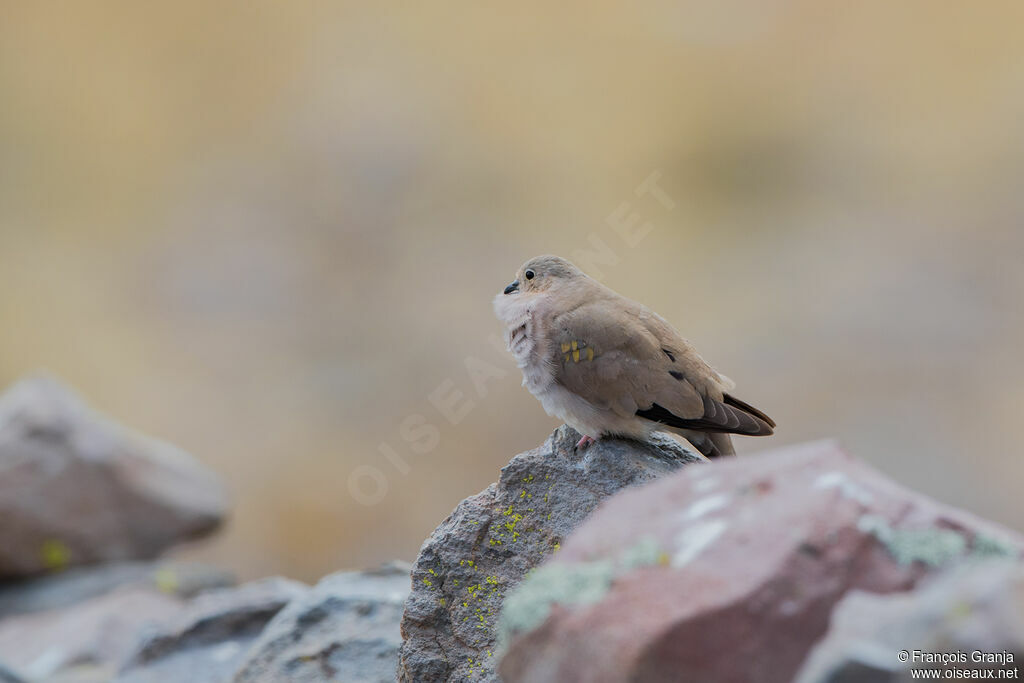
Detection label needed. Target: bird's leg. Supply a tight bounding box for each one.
[575,434,597,450]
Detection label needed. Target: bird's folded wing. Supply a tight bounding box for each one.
[551,300,773,436]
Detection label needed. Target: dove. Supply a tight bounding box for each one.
[493,255,774,458]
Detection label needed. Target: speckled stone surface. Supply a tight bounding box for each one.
[397,425,702,682]
[233,562,409,683]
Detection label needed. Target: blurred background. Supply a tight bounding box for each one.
[2,1,1023,583]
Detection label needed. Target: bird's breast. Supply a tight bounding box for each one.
[493,292,556,394]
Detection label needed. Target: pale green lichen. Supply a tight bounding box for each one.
[499,536,669,642]
[972,532,1018,559]
[858,514,966,567]
[499,560,615,638]
[621,535,664,569]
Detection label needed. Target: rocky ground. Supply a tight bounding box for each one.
[0,378,408,683]
[1,375,1022,682]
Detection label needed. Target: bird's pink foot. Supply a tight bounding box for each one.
[575,435,597,450]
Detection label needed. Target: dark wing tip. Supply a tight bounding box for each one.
[637,395,775,437]
[723,394,776,429]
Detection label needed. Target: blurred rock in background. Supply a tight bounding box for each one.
[116,577,308,683]
[0,375,409,681]
[234,562,410,683]
[796,562,1024,683]
[0,560,234,620]
[0,376,227,579]
[0,581,193,682]
[0,375,231,681]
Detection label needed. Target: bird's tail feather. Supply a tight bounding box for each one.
[722,394,776,429]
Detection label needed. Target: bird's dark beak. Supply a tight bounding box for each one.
[503,279,520,295]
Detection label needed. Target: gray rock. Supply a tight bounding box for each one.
[797,561,1024,683]
[233,562,411,683]
[0,376,228,579]
[397,425,702,682]
[31,664,110,683]
[0,561,235,618]
[0,662,23,683]
[0,574,303,683]
[0,585,185,681]
[116,577,308,683]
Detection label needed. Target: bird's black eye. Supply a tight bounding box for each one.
[524,269,535,280]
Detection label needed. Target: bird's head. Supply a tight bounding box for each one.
[502,255,583,296]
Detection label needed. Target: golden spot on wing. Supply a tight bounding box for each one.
[562,340,594,364]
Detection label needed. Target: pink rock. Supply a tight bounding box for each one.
[499,441,1023,683]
